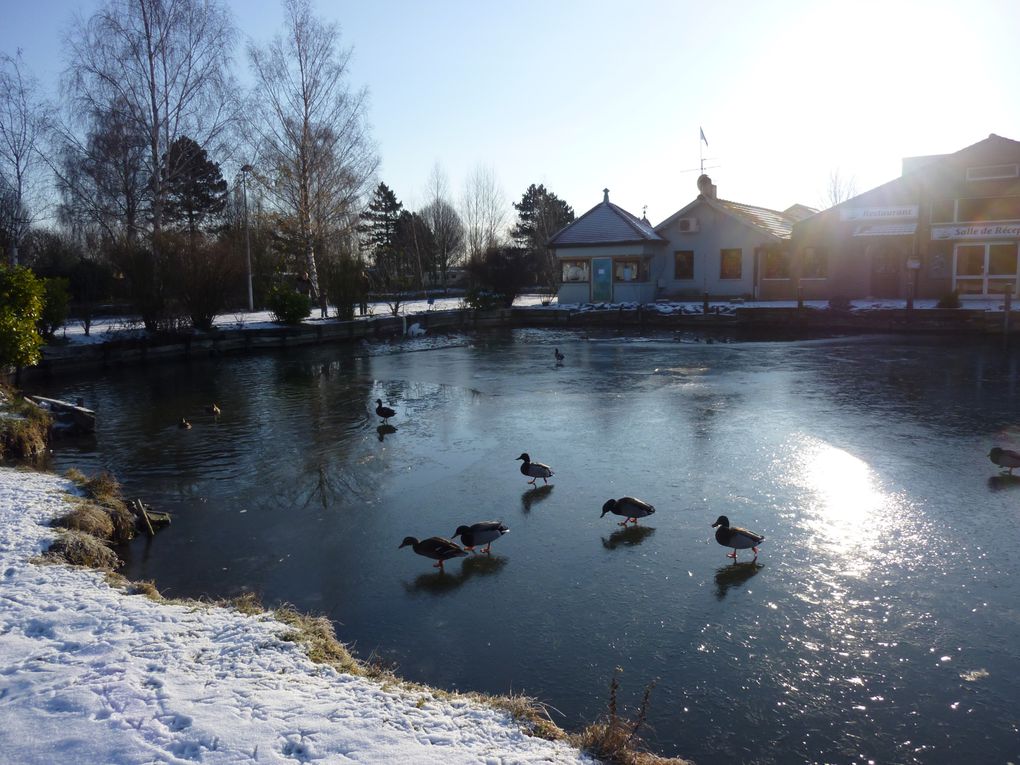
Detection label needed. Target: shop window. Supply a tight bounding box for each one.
[719,248,742,279]
[561,260,589,283]
[956,196,1020,222]
[763,250,790,279]
[674,250,694,280]
[801,247,829,279]
[930,199,955,223]
[989,243,1019,275]
[955,245,984,276]
[966,164,1019,181]
[614,259,647,282]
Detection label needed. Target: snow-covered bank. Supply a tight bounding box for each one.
[0,466,595,764]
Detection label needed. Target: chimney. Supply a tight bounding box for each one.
[696,174,716,200]
[603,188,610,204]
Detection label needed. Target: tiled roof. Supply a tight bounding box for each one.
[715,199,801,240]
[548,197,666,247]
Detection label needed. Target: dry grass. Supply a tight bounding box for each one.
[61,469,136,544]
[274,605,363,675]
[0,387,51,463]
[570,671,693,765]
[45,529,121,569]
[53,501,115,538]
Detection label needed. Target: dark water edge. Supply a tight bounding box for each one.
[30,328,1020,765]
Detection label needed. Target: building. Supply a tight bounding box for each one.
[790,134,1020,301]
[550,179,813,304]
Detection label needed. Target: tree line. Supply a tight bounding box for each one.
[0,0,575,369]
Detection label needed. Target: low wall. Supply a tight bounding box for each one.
[18,305,1017,382]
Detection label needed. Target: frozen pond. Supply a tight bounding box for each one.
[37,328,1020,764]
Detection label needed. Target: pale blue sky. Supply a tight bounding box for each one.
[3,0,1020,225]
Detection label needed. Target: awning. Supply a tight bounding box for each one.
[852,223,918,237]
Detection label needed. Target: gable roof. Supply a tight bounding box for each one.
[548,191,666,248]
[656,195,808,241]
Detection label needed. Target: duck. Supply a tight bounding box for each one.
[375,399,396,423]
[517,452,554,485]
[178,418,192,429]
[554,348,564,363]
[601,497,656,526]
[204,403,221,416]
[452,521,509,553]
[711,515,764,560]
[988,446,1020,474]
[398,536,468,570]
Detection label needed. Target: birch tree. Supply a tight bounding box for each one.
[0,52,49,266]
[461,164,507,261]
[420,163,463,287]
[247,0,378,317]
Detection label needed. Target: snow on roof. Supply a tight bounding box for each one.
[0,467,595,765]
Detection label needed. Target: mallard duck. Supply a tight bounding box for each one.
[711,515,764,560]
[989,446,1020,474]
[517,452,554,484]
[554,348,564,363]
[452,521,509,553]
[205,403,221,416]
[601,497,656,526]
[399,536,468,570]
[375,399,396,423]
[178,418,192,430]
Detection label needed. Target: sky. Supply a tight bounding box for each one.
[3,0,1020,227]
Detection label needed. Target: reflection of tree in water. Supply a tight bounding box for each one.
[521,484,554,512]
[714,561,762,600]
[602,525,655,549]
[404,554,509,595]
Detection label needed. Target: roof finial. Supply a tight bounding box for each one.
[603,188,609,204]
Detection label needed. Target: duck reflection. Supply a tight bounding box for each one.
[988,474,1020,492]
[521,484,554,512]
[376,424,397,441]
[714,561,762,600]
[404,554,508,595]
[602,525,655,549]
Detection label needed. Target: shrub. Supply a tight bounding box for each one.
[937,289,961,309]
[38,277,71,340]
[267,285,311,325]
[463,287,504,310]
[828,294,852,311]
[0,264,45,369]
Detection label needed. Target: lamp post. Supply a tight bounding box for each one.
[240,163,254,312]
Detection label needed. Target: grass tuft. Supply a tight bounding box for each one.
[45,529,121,569]
[274,605,362,675]
[0,386,52,463]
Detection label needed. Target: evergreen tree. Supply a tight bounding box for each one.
[161,136,228,240]
[512,184,574,292]
[359,182,402,255]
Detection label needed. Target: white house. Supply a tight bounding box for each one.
[550,177,815,304]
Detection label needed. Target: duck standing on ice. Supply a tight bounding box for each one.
[516,453,554,485]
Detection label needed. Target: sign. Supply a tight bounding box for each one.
[852,223,918,237]
[840,205,918,222]
[931,224,1020,240]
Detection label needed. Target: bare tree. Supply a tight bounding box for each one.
[461,164,507,261]
[420,163,463,288]
[823,168,857,209]
[0,51,49,265]
[63,0,237,239]
[247,0,378,317]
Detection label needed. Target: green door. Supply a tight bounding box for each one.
[592,258,612,302]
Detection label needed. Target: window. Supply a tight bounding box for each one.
[966,164,1019,181]
[801,247,829,279]
[561,260,589,283]
[930,199,955,223]
[719,248,742,280]
[614,259,648,282]
[674,250,694,280]
[956,196,1020,222]
[763,250,791,279]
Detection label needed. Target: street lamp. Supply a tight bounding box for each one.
[240,163,254,312]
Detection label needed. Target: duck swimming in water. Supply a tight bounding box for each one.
[989,446,1020,474]
[517,453,554,485]
[711,515,764,560]
[178,418,192,430]
[399,536,468,570]
[554,348,564,363]
[452,521,509,553]
[375,399,396,423]
[601,497,656,526]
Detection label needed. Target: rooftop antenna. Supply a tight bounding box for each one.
[642,204,648,219]
[699,126,709,174]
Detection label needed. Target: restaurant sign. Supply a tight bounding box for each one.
[840,205,918,222]
[931,224,1020,240]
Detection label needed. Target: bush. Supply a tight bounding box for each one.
[937,289,961,309]
[465,245,537,308]
[38,277,71,340]
[0,264,45,369]
[463,287,504,310]
[828,294,852,311]
[267,285,311,325]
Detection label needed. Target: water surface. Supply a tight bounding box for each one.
[37,329,1020,764]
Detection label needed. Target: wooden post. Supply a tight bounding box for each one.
[1005,291,1012,335]
[797,285,804,310]
[134,499,155,537]
[703,292,709,313]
